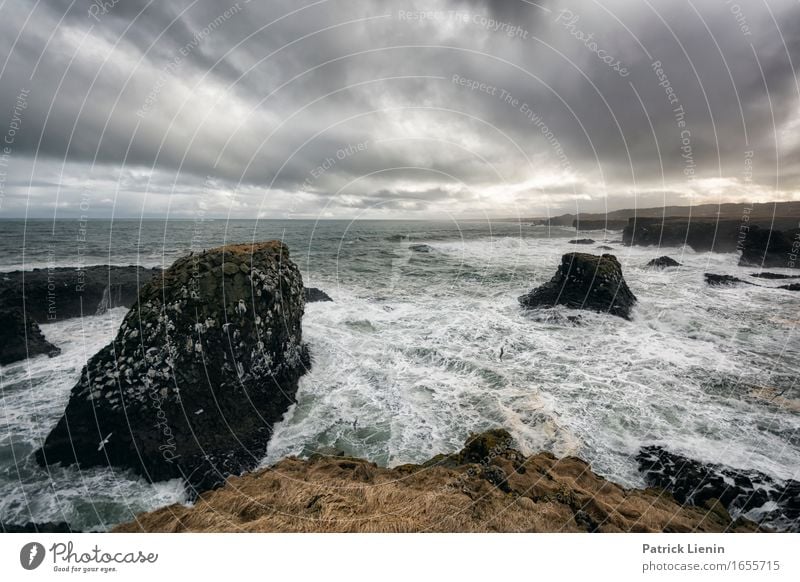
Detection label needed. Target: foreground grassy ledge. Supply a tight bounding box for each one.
[115,430,758,533]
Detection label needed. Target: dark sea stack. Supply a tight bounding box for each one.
[568,239,595,245]
[36,241,309,493]
[304,287,333,303]
[704,273,755,286]
[0,308,61,365]
[518,253,637,319]
[0,265,160,323]
[637,446,800,531]
[646,256,681,268]
[739,226,798,268]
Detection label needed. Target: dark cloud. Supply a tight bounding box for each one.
[0,0,798,218]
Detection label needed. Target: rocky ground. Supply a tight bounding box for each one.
[116,429,760,533]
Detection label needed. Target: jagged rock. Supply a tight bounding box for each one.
[36,242,309,493]
[304,287,333,303]
[0,308,61,365]
[739,226,799,269]
[116,429,762,533]
[409,244,435,253]
[637,446,799,531]
[646,256,681,268]
[519,253,637,319]
[750,272,798,279]
[568,239,595,245]
[704,273,756,286]
[0,265,160,323]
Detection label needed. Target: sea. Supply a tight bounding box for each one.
[1,218,798,531]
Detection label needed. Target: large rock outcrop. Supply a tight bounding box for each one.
[0,308,61,365]
[519,253,637,319]
[36,242,309,493]
[738,226,798,269]
[638,446,799,532]
[622,218,742,252]
[115,429,759,533]
[0,265,160,323]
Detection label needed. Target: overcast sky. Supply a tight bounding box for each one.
[0,0,798,219]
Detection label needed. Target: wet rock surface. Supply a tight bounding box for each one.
[304,287,333,303]
[519,253,637,319]
[36,242,309,494]
[568,239,595,245]
[637,446,800,532]
[0,308,61,365]
[116,429,760,533]
[0,265,160,323]
[750,272,798,279]
[646,256,681,268]
[704,273,756,286]
[739,226,799,269]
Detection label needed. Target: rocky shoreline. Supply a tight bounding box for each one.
[114,429,763,533]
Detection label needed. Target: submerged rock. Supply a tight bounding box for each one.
[596,245,613,251]
[704,273,756,286]
[409,243,435,253]
[0,308,61,365]
[116,429,760,533]
[646,256,681,268]
[304,287,333,303]
[739,226,798,269]
[750,272,798,279]
[519,253,637,319]
[637,446,799,531]
[568,239,595,245]
[36,241,309,493]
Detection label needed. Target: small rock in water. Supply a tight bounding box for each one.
[568,239,595,245]
[409,244,435,253]
[304,287,333,303]
[646,256,681,268]
[750,272,798,280]
[704,273,756,286]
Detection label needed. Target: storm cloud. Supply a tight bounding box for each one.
[0,0,798,218]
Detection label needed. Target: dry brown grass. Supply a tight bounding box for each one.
[115,431,760,533]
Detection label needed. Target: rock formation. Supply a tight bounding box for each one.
[623,218,742,252]
[0,308,61,365]
[704,273,756,286]
[568,239,595,245]
[409,244,435,253]
[304,287,333,303]
[750,272,798,280]
[638,446,799,532]
[36,242,309,493]
[115,429,759,533]
[738,226,799,269]
[519,253,637,319]
[0,265,160,323]
[646,256,681,268]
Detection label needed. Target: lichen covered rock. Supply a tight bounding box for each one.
[519,253,637,319]
[36,241,309,493]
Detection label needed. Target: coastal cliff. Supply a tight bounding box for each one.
[116,430,758,533]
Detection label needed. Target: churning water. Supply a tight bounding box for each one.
[1,219,798,530]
